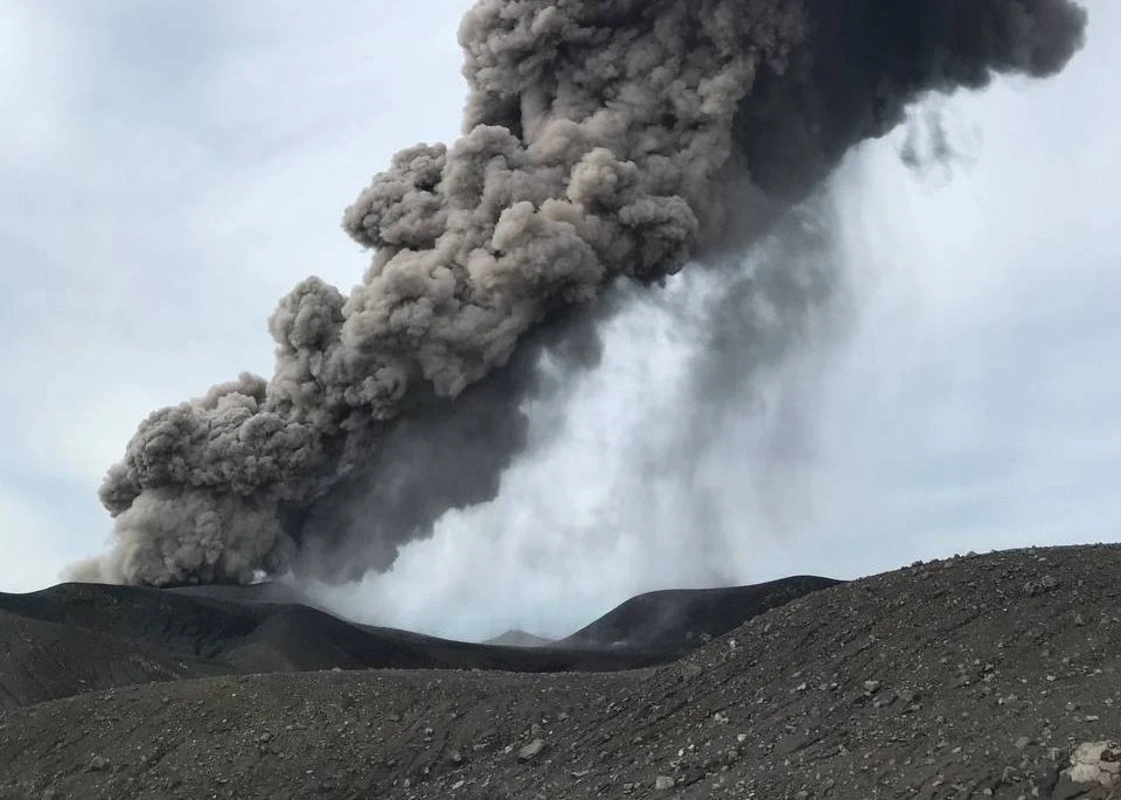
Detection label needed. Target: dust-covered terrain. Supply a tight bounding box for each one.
[0,575,830,711]
[559,576,841,652]
[3,545,1120,799]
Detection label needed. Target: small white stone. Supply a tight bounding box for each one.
[1066,741,1121,789]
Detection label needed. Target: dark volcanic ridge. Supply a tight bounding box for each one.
[0,574,832,710]
[166,582,322,607]
[484,576,844,652]
[3,544,1121,800]
[559,575,842,653]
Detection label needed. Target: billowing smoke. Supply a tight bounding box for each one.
[72,0,1086,587]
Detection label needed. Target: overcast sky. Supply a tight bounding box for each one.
[1,1,1118,640]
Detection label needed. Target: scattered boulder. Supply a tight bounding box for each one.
[1062,741,1121,792]
[518,738,546,762]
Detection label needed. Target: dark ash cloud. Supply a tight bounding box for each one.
[73,0,1087,586]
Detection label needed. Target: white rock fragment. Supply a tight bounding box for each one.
[1064,741,1121,789]
[518,738,546,762]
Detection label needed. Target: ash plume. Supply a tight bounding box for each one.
[641,197,848,560]
[73,0,1086,587]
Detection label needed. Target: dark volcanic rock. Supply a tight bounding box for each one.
[0,609,225,710]
[3,545,1119,799]
[166,581,323,607]
[561,575,843,653]
[0,583,676,695]
[0,575,838,709]
[0,582,271,662]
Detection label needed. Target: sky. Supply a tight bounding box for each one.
[1,1,1118,640]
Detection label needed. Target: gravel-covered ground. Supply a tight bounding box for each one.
[2,544,1120,799]
[0,576,832,710]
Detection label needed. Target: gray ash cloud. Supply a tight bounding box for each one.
[72,0,1086,586]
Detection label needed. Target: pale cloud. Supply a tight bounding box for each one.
[0,1,78,164]
[0,486,69,593]
[0,1,474,573]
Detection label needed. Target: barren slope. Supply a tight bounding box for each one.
[2,544,1119,799]
[0,575,832,708]
[0,609,225,710]
[560,576,842,653]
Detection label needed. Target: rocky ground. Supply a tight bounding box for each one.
[2,545,1120,799]
[559,577,841,652]
[0,576,831,710]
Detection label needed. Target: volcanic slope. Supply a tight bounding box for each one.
[560,575,842,653]
[3,544,1120,799]
[0,575,831,709]
[0,608,225,710]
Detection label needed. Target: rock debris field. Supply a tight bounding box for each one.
[2,544,1120,799]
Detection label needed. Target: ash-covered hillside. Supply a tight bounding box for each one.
[3,544,1120,799]
[0,574,831,711]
